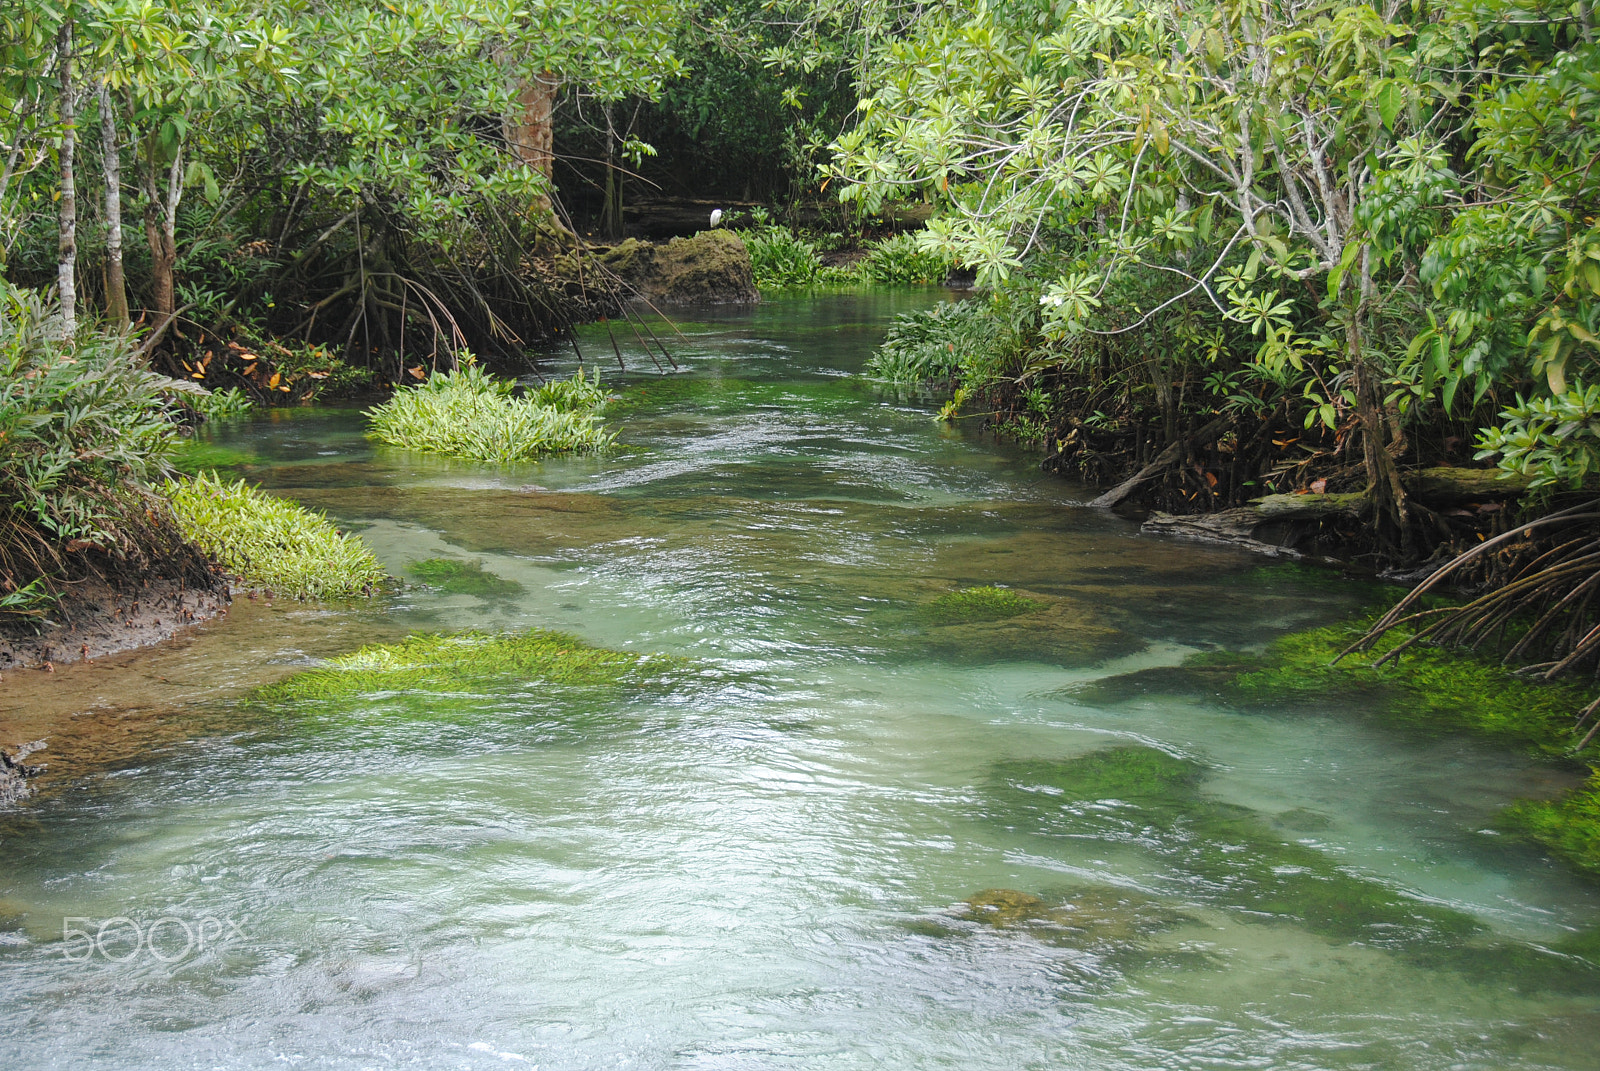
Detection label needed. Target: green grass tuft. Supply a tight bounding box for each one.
[925,585,1041,624]
[365,360,613,462]
[408,557,524,597]
[167,470,387,599]
[256,627,681,702]
[859,233,955,285]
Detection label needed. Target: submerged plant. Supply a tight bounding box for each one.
[257,627,681,702]
[365,360,614,462]
[167,471,386,599]
[408,557,524,597]
[925,585,1040,624]
[1503,772,1600,878]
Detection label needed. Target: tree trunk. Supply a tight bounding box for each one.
[600,106,622,239]
[98,82,128,326]
[1347,284,1410,551]
[55,21,76,336]
[505,70,558,212]
[141,144,181,318]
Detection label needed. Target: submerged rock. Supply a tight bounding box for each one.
[921,586,1143,667]
[962,885,1186,947]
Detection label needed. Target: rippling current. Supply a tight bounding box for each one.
[4,292,1600,1069]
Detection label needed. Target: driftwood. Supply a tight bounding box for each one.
[1141,493,1369,557]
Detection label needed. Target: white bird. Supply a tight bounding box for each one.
[709,208,723,228]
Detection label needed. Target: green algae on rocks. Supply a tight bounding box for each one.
[407,557,525,597]
[987,744,1600,990]
[921,586,1143,666]
[257,628,682,703]
[167,470,387,599]
[1503,773,1600,878]
[925,585,1040,624]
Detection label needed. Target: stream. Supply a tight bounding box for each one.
[3,292,1600,1069]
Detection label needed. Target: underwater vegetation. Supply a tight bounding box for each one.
[921,586,1142,666]
[255,628,683,703]
[988,745,1600,990]
[924,585,1040,624]
[1077,624,1600,881]
[365,361,613,462]
[167,470,387,599]
[407,557,525,597]
[167,440,262,475]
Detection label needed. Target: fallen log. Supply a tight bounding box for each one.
[1140,493,1369,557]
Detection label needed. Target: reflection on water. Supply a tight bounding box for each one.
[2,292,1599,1069]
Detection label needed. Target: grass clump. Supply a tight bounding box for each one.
[738,224,823,289]
[174,386,254,422]
[408,557,524,597]
[167,470,386,598]
[925,585,1041,624]
[258,627,680,702]
[365,360,613,462]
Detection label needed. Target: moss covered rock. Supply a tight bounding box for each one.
[922,586,1142,666]
[598,231,758,304]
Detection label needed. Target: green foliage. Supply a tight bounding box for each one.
[1503,772,1600,878]
[168,440,261,474]
[925,585,1040,624]
[407,557,524,597]
[859,233,954,285]
[865,299,1008,383]
[0,283,180,550]
[1475,383,1600,488]
[256,628,681,702]
[738,223,823,289]
[166,470,386,599]
[176,387,254,422]
[365,361,614,462]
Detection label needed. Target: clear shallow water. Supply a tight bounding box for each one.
[4,292,1600,1068]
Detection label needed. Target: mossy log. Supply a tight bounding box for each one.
[1404,466,1531,502]
[1141,492,1368,557]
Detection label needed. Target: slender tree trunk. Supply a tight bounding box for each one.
[141,142,181,318]
[1347,244,1410,552]
[600,105,621,239]
[99,82,128,326]
[55,20,76,336]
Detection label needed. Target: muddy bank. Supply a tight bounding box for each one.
[0,597,413,801]
[0,574,230,674]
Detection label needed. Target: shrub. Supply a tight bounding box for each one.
[175,386,254,422]
[865,299,1008,383]
[167,470,387,599]
[365,361,614,462]
[738,225,823,288]
[0,283,208,617]
[860,233,956,285]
